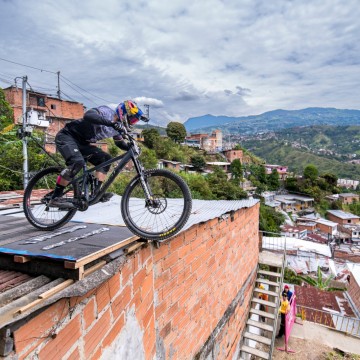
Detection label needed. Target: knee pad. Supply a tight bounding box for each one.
[61,160,85,181]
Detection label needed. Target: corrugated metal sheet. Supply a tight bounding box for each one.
[67,195,259,232]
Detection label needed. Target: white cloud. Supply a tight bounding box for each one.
[0,0,360,126]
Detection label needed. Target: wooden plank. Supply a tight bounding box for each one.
[258,269,281,278]
[241,345,269,360]
[247,319,274,332]
[64,235,138,270]
[84,261,106,277]
[253,288,279,297]
[249,308,276,320]
[38,279,74,299]
[13,256,30,264]
[243,331,272,346]
[17,299,43,314]
[251,298,277,308]
[124,242,143,254]
[256,278,280,287]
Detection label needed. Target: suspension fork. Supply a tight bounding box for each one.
[132,156,153,202]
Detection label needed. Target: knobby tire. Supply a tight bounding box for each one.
[121,169,192,241]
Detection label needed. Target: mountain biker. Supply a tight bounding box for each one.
[49,100,147,209]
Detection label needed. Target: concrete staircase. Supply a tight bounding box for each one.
[239,252,284,360]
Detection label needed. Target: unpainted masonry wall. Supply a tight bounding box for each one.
[11,203,259,360]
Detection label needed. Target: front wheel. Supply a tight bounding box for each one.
[23,166,79,231]
[121,169,192,240]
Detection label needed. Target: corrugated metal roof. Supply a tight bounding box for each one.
[66,196,259,232]
[327,210,359,220]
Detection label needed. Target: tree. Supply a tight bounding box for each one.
[297,266,345,291]
[0,87,13,131]
[190,155,206,171]
[166,122,187,143]
[303,164,319,183]
[259,204,285,234]
[267,168,280,190]
[142,128,160,149]
[230,159,243,181]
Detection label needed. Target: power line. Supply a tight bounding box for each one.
[59,76,97,105]
[60,74,112,103]
[0,57,57,74]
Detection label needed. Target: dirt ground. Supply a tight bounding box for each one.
[272,337,360,360]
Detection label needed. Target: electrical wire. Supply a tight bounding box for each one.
[60,77,97,105]
[0,57,57,74]
[60,74,112,103]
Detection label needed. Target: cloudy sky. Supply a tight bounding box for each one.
[0,0,359,126]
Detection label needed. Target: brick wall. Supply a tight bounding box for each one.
[348,274,360,313]
[11,203,259,360]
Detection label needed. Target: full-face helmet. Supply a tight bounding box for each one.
[115,100,148,127]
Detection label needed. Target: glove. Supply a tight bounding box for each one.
[112,121,123,132]
[115,139,129,151]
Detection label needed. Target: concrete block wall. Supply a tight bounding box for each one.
[11,203,259,359]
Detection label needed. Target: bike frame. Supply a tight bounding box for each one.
[69,133,150,208]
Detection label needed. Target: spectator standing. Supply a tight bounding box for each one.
[276,292,290,338]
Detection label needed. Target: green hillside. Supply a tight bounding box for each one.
[244,140,360,180]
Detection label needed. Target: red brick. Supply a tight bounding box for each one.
[84,309,111,358]
[153,242,170,262]
[96,282,111,313]
[102,313,125,349]
[141,273,153,300]
[162,250,179,270]
[133,268,147,290]
[108,272,121,298]
[170,236,184,252]
[14,299,69,354]
[67,346,80,360]
[83,298,96,329]
[39,315,81,360]
[112,284,132,319]
[154,268,170,290]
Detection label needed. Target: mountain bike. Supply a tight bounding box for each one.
[23,127,192,241]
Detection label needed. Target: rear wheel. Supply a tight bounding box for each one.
[121,169,192,240]
[23,166,79,231]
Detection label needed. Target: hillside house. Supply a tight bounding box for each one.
[337,179,360,190]
[314,218,338,237]
[158,159,181,171]
[222,149,251,164]
[327,210,360,225]
[338,193,360,205]
[3,86,84,152]
[205,161,231,173]
[264,164,288,180]
[338,224,360,244]
[280,225,307,239]
[274,194,314,212]
[186,130,222,152]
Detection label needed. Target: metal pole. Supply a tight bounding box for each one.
[57,71,61,99]
[22,76,28,189]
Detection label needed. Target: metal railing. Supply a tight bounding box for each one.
[297,305,360,338]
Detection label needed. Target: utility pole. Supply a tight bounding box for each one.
[57,71,61,99]
[22,75,28,188]
[144,104,150,127]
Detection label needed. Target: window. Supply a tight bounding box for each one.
[348,220,351,223]
[51,104,56,110]
[37,97,45,107]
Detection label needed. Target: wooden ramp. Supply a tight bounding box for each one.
[0,215,139,280]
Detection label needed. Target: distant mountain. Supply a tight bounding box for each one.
[184,108,360,134]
